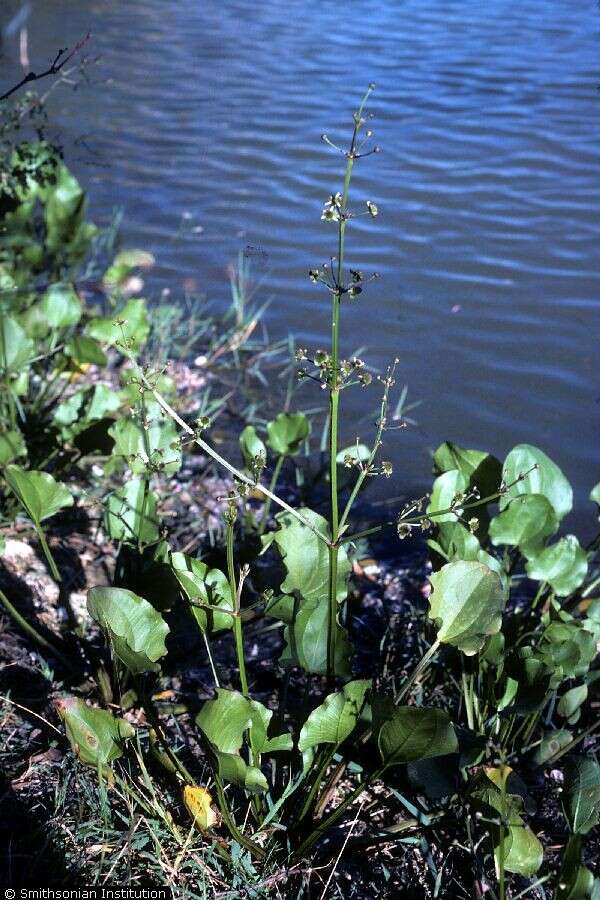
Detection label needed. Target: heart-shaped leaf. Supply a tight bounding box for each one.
[427,470,467,524]
[64,335,107,367]
[55,696,134,770]
[104,479,160,545]
[5,465,73,525]
[489,494,558,557]
[87,586,169,674]
[562,757,600,835]
[526,536,588,596]
[266,413,310,456]
[500,444,572,521]
[428,560,505,655]
[299,680,371,768]
[377,705,458,767]
[196,689,292,794]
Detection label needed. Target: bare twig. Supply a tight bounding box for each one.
[0,32,91,102]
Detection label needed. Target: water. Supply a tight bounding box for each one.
[2,0,599,533]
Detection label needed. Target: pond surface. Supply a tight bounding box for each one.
[2,0,600,532]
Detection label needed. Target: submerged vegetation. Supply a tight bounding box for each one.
[0,82,599,898]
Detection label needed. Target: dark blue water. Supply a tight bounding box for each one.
[2,0,599,532]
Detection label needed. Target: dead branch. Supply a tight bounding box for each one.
[0,32,91,103]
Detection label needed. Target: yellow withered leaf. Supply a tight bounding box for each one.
[183,785,220,832]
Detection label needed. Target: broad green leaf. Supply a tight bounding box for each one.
[533,729,572,766]
[196,689,292,794]
[271,508,350,609]
[104,249,154,289]
[433,441,502,497]
[266,413,310,456]
[470,767,543,877]
[87,586,169,674]
[39,282,82,328]
[53,384,121,440]
[562,757,600,835]
[557,684,588,720]
[5,465,73,525]
[0,316,34,371]
[45,163,96,264]
[377,705,458,767]
[104,479,160,545]
[336,443,370,466]
[298,680,371,768]
[88,298,150,353]
[428,560,505,655]
[109,414,181,475]
[0,429,27,465]
[165,550,234,633]
[489,494,558,557]
[427,469,467,524]
[65,335,107,367]
[280,594,353,677]
[55,696,134,770]
[239,425,267,469]
[526,536,588,596]
[540,623,596,680]
[557,835,595,900]
[500,444,573,521]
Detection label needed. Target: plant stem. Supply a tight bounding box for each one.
[34,523,61,582]
[258,454,284,536]
[213,774,266,860]
[226,520,249,697]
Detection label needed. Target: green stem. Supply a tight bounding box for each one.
[297,745,337,823]
[257,454,284,536]
[226,521,249,697]
[213,775,266,860]
[34,523,61,582]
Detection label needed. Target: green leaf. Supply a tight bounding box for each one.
[280,594,353,677]
[109,413,181,475]
[104,479,160,545]
[65,335,107,366]
[266,413,310,456]
[55,696,134,770]
[562,757,600,835]
[104,249,154,289]
[165,550,234,634]
[489,494,558,557]
[0,429,27,465]
[195,689,292,794]
[45,163,96,264]
[377,705,458,767]
[0,316,34,371]
[540,623,596,680]
[500,444,573,521]
[557,835,595,900]
[590,483,600,517]
[427,470,467,524]
[239,425,267,469]
[526,536,588,596]
[39,282,82,328]
[428,560,506,655]
[557,684,588,720]
[298,680,371,768]
[533,729,572,766]
[87,586,169,674]
[470,768,543,876]
[433,441,502,497]
[88,298,150,353]
[53,384,121,440]
[5,465,73,525]
[271,508,350,609]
